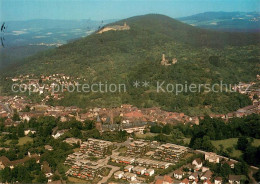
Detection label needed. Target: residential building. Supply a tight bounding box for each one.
[228,175,241,184]
[114,171,124,179]
[173,169,183,180]
[205,152,220,163]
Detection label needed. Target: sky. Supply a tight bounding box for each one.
[1,0,259,21]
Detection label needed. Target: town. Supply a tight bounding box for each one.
[0,74,259,183]
[0,82,259,183]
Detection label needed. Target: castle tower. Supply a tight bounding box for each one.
[110,110,114,124]
[124,22,127,27]
[95,115,103,133]
[172,58,178,64]
[161,54,171,66]
[162,54,165,61]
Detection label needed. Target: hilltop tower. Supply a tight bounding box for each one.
[161,54,170,66]
[172,58,178,64]
[162,54,165,61]
[161,54,177,66]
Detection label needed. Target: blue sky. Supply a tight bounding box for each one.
[1,0,259,21]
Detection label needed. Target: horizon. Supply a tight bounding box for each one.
[1,0,259,22]
[1,11,260,22]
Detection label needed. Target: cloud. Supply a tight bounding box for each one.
[12,30,27,35]
[33,35,48,38]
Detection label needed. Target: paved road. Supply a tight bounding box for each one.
[97,138,133,184]
[97,153,120,184]
[98,165,120,184]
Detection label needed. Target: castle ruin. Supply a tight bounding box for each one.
[97,22,130,34]
[161,54,178,66]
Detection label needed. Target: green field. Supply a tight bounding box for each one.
[211,138,260,159]
[251,138,260,147]
[180,138,191,145]
[18,136,33,145]
[5,136,33,146]
[68,176,87,183]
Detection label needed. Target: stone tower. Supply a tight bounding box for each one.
[162,54,165,61]
[95,115,102,133]
[172,58,178,64]
[161,54,170,66]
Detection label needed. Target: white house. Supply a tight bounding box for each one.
[228,175,241,184]
[44,145,53,151]
[24,129,36,135]
[145,168,154,176]
[189,172,199,180]
[205,152,220,163]
[52,130,66,139]
[173,169,183,180]
[114,171,124,179]
[201,171,213,181]
[202,167,210,172]
[124,172,137,181]
[214,177,223,184]
[191,179,199,184]
[132,166,146,175]
[203,179,212,184]
[124,165,134,172]
[192,158,203,170]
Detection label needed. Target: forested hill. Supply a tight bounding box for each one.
[3,14,259,76]
[1,14,259,115]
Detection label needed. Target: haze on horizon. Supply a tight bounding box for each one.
[1,0,259,22]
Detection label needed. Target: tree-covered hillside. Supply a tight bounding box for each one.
[1,14,259,115]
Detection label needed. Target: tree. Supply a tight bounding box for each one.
[162,124,172,135]
[17,123,25,137]
[220,163,232,177]
[84,120,95,130]
[12,112,20,121]
[237,137,249,151]
[36,172,47,183]
[150,125,162,133]
[254,170,260,182]
[52,174,60,181]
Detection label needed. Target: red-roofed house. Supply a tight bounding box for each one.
[180,178,189,184]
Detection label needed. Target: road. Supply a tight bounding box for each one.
[97,152,120,184]
[98,164,120,184]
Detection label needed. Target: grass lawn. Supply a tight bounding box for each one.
[212,138,238,149]
[118,146,127,153]
[18,136,33,145]
[211,138,260,159]
[68,176,87,183]
[211,138,242,158]
[180,138,191,145]
[5,136,33,145]
[5,140,11,144]
[252,138,260,147]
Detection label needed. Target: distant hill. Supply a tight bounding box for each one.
[1,14,259,115]
[0,19,116,69]
[178,12,260,32]
[3,19,116,47]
